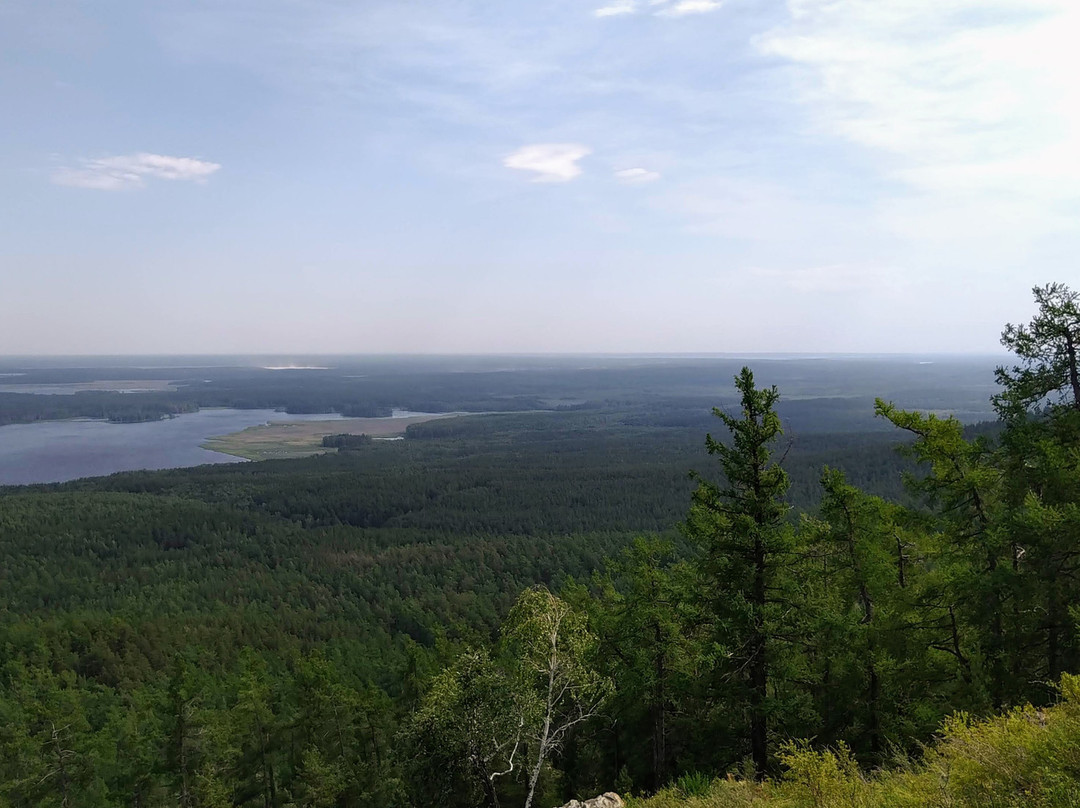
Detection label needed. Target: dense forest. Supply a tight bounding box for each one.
[2,284,1080,807]
[0,354,999,428]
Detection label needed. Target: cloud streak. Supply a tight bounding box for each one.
[656,0,723,17]
[52,153,221,190]
[504,143,591,182]
[614,167,661,183]
[594,1,636,17]
[757,1,1080,204]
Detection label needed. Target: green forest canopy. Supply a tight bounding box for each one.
[2,284,1080,807]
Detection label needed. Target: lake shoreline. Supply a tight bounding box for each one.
[0,408,454,486]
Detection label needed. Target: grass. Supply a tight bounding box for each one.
[201,413,459,460]
[629,675,1080,808]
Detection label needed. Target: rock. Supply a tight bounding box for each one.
[556,793,624,808]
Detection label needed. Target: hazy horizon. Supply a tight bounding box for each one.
[0,351,1011,361]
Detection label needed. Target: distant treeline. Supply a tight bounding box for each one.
[0,391,198,425]
[321,433,374,449]
[0,356,1000,428]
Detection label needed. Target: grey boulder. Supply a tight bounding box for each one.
[556,793,624,808]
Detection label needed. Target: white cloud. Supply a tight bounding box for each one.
[595,0,725,22]
[757,0,1080,228]
[52,153,222,190]
[594,1,636,17]
[52,167,137,191]
[614,167,661,183]
[503,143,591,182]
[657,1,723,17]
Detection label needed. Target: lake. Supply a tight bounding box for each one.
[0,409,359,486]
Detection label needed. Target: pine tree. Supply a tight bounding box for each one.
[685,367,794,777]
[584,538,698,789]
[994,283,1080,699]
[995,282,1080,416]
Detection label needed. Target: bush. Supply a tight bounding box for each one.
[630,675,1080,808]
[321,433,374,450]
[674,771,713,798]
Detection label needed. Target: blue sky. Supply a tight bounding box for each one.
[2,0,1078,354]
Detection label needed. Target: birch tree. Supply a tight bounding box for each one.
[501,586,610,808]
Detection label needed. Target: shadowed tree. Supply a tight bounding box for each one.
[584,538,698,790]
[994,283,1080,697]
[405,649,524,808]
[685,367,795,778]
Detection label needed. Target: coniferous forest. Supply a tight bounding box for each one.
[3,284,1080,807]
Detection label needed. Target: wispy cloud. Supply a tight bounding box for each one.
[52,153,221,190]
[614,167,661,183]
[757,0,1080,221]
[594,1,636,17]
[504,143,591,182]
[656,0,723,17]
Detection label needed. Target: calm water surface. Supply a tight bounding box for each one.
[0,409,353,486]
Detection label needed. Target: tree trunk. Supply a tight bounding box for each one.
[844,500,880,762]
[1048,580,1061,683]
[948,606,973,684]
[475,757,502,808]
[651,621,667,790]
[51,725,71,808]
[895,533,906,589]
[867,655,881,760]
[177,708,192,808]
[524,644,558,808]
[1065,333,1080,409]
[750,532,768,779]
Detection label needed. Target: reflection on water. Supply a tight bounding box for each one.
[0,409,357,486]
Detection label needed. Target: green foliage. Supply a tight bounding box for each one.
[995,282,1080,416]
[673,772,713,798]
[404,649,523,807]
[798,469,940,760]
[684,368,799,776]
[580,538,700,790]
[321,433,374,449]
[4,287,1080,806]
[779,742,870,808]
[875,399,1009,709]
[630,675,1080,808]
[406,587,608,808]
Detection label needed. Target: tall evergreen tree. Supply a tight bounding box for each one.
[874,402,1006,709]
[801,468,935,761]
[583,538,698,790]
[684,367,795,777]
[994,283,1080,699]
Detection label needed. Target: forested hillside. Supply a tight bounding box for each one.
[2,285,1079,808]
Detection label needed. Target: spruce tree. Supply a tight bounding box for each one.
[685,367,794,777]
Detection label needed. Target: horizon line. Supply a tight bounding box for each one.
[0,350,1012,360]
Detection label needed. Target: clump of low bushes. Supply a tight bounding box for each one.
[630,674,1080,808]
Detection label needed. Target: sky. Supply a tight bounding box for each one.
[2,0,1078,355]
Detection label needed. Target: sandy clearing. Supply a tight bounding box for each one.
[201,413,458,460]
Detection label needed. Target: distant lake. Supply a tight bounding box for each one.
[0,409,394,486]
